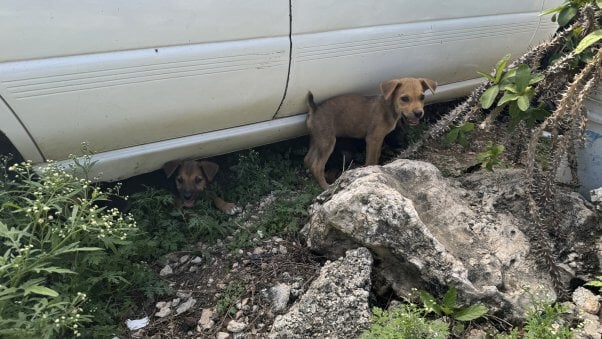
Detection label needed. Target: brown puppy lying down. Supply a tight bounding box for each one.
[163,159,240,215]
[304,77,436,189]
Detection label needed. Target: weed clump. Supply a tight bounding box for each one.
[0,156,170,337]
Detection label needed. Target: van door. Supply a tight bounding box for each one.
[0,1,290,160]
[276,0,560,118]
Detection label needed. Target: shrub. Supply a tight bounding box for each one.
[362,303,449,339]
[498,301,573,338]
[0,156,175,338]
[0,158,138,337]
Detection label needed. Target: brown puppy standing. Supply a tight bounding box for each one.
[304,77,437,189]
[163,160,240,215]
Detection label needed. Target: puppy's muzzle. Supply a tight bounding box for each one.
[181,190,199,207]
[405,109,424,125]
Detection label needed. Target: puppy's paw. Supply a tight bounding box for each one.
[222,203,242,215]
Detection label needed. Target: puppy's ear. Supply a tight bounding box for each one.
[199,161,219,182]
[419,78,437,94]
[163,160,181,178]
[380,79,401,100]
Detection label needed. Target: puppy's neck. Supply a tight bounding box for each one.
[377,95,401,122]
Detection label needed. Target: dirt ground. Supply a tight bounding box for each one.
[132,192,324,339]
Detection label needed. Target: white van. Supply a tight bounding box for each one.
[0,1,561,181]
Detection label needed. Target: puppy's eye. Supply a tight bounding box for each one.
[419,94,425,101]
[194,177,203,184]
[401,96,410,103]
[176,177,184,184]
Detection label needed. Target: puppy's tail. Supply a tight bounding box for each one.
[306,91,318,114]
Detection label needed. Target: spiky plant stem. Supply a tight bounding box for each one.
[523,46,602,299]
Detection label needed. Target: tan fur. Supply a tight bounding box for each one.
[304,77,436,189]
[162,159,240,215]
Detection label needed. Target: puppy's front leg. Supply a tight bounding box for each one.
[365,134,385,165]
[213,197,241,215]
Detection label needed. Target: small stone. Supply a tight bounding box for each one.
[253,247,265,255]
[278,245,287,254]
[217,332,230,339]
[175,298,196,315]
[188,265,198,273]
[171,298,181,308]
[577,312,602,339]
[155,306,172,318]
[179,255,190,264]
[466,329,487,339]
[155,301,169,309]
[235,310,244,319]
[263,283,291,314]
[176,291,192,299]
[198,308,214,330]
[131,329,145,338]
[159,265,173,277]
[165,253,179,263]
[227,320,246,333]
[191,256,203,264]
[573,287,601,314]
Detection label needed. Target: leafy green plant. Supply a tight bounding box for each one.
[542,0,602,53]
[445,122,475,148]
[362,303,450,339]
[419,287,487,335]
[542,0,601,26]
[215,281,246,317]
[498,301,573,338]
[478,53,512,109]
[480,58,547,128]
[419,288,488,322]
[0,158,138,338]
[478,144,506,171]
[584,276,602,293]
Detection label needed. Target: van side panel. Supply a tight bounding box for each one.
[0,2,290,161]
[276,0,559,117]
[0,1,288,62]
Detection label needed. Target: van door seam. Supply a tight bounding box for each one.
[0,93,45,160]
[272,0,293,118]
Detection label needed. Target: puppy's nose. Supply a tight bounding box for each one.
[183,192,193,200]
[413,110,424,119]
